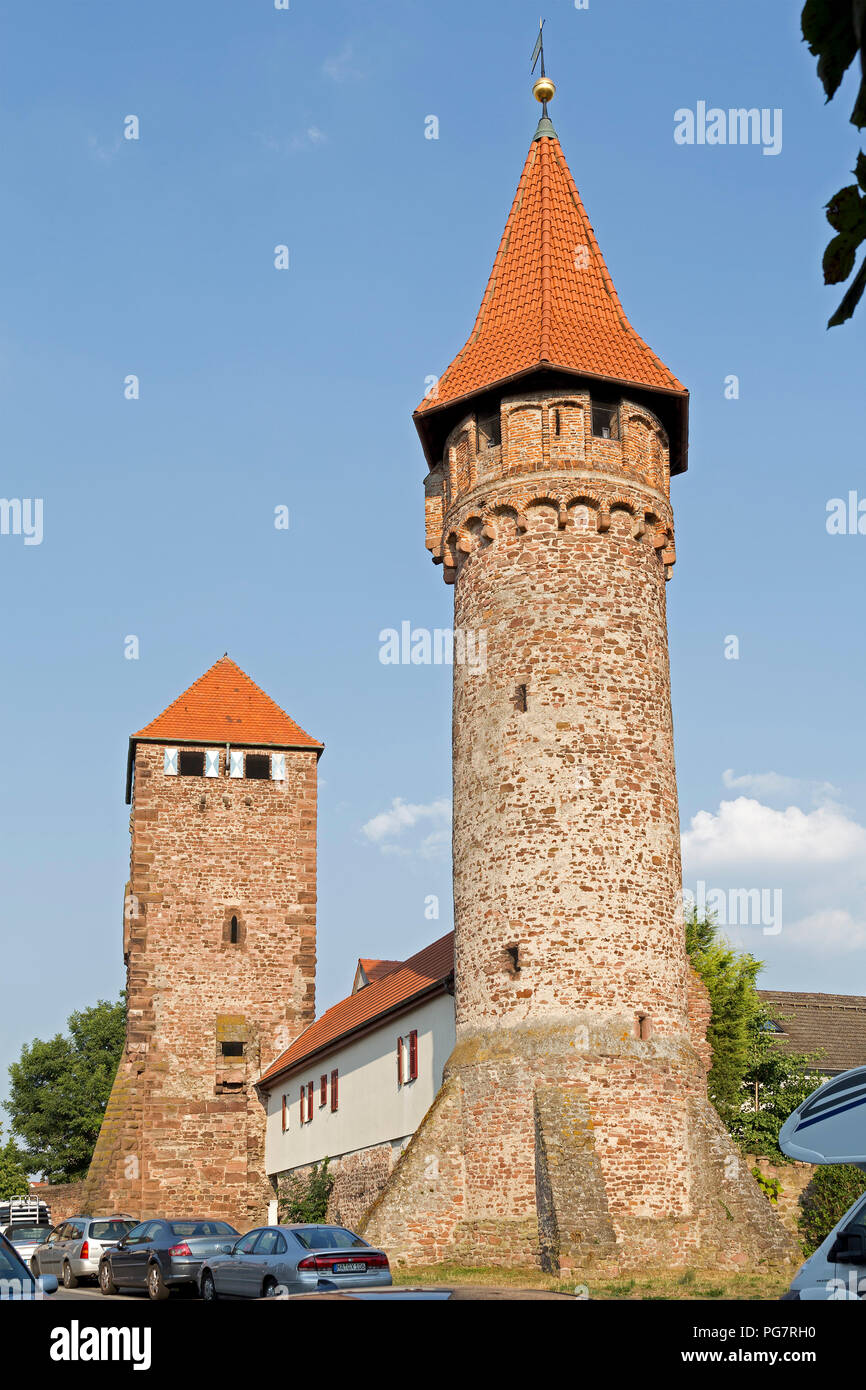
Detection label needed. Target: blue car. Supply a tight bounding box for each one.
[0,1230,57,1300]
[98,1218,239,1300]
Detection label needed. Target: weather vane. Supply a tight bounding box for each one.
[530,19,556,110]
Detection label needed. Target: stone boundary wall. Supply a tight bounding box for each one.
[29,1182,88,1227]
[274,1141,404,1233]
[745,1155,814,1239]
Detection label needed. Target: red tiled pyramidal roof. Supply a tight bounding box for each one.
[260,932,455,1083]
[415,120,688,467]
[132,656,322,750]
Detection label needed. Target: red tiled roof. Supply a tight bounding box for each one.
[358,958,403,984]
[132,656,321,750]
[260,932,455,1083]
[415,123,686,427]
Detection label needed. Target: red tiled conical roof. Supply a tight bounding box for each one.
[132,656,322,750]
[415,120,688,469]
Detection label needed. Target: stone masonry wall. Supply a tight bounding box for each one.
[82,742,318,1229]
[362,388,796,1272]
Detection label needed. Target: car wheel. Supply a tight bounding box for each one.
[99,1261,118,1296]
[200,1270,218,1302]
[62,1261,79,1290]
[263,1277,280,1298]
[146,1263,170,1301]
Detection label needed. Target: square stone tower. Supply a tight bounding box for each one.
[361,93,795,1274]
[81,656,320,1228]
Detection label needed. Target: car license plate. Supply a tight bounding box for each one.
[334,1261,366,1274]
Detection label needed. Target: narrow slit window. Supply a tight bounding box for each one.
[179,750,205,777]
[245,753,271,780]
[506,944,521,974]
[553,408,561,436]
[229,915,239,944]
[516,684,528,713]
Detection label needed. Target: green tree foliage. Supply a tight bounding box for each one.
[799,1163,866,1254]
[685,911,818,1159]
[279,1158,335,1224]
[684,908,762,1123]
[0,1125,30,1201]
[802,1,866,324]
[4,996,125,1183]
[729,1008,821,1161]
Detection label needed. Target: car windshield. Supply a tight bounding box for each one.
[168,1222,237,1238]
[291,1226,369,1250]
[8,1226,47,1241]
[91,1220,135,1241]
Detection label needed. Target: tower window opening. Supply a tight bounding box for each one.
[637,1014,653,1042]
[591,403,619,440]
[244,753,270,780]
[506,944,521,974]
[220,1040,244,1058]
[553,408,561,436]
[478,414,501,449]
[229,915,239,944]
[516,684,528,713]
[178,750,205,777]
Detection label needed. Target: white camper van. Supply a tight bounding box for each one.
[780,1065,866,1300]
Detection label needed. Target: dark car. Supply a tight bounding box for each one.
[0,1230,57,1300]
[98,1218,238,1300]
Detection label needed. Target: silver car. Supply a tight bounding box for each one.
[199,1224,392,1300]
[1,1223,52,1269]
[31,1216,136,1288]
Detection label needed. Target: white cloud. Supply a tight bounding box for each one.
[323,42,363,82]
[783,909,866,953]
[255,127,328,155]
[721,768,840,803]
[681,797,866,869]
[361,797,451,858]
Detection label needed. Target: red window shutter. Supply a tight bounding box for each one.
[409,1030,418,1081]
[396,1036,403,1086]
[331,1069,338,1112]
[299,1086,305,1125]
[281,1094,287,1133]
[320,1074,327,1107]
[307,1081,314,1119]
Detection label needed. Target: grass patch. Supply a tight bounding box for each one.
[392,1263,791,1300]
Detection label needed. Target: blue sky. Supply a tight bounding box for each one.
[1,0,864,1106]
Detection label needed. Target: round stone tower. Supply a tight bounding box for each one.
[362,91,794,1274]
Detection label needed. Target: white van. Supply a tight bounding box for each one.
[780,1065,866,1300]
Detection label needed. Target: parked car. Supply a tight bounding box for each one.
[780,1064,866,1299]
[2,1223,54,1268]
[199,1224,391,1300]
[782,1189,866,1300]
[31,1216,137,1289]
[0,1230,57,1299]
[98,1219,239,1300]
[0,1197,50,1229]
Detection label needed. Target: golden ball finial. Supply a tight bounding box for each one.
[532,75,555,104]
